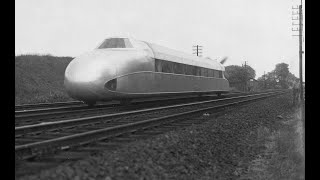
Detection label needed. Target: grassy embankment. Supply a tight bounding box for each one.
[243,104,305,179]
[15,54,74,105]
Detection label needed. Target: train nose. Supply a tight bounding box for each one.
[64,56,116,102]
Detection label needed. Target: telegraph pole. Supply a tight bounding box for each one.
[292,1,304,104]
[243,61,247,92]
[264,71,266,89]
[192,45,203,57]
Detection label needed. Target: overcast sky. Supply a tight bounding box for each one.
[15,0,305,80]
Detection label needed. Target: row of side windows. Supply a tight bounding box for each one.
[155,59,223,78]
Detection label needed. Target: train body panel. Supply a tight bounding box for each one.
[112,71,228,94]
[64,36,230,104]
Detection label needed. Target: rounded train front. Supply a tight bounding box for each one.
[64,37,154,105]
[64,52,117,104]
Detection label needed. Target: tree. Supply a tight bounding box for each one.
[286,72,299,88]
[225,65,255,81]
[274,63,289,88]
[257,71,278,89]
[225,65,256,91]
[256,62,297,90]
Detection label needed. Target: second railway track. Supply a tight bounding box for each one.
[15,92,250,127]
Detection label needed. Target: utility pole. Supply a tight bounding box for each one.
[292,1,304,104]
[243,61,247,92]
[264,71,266,89]
[192,45,203,57]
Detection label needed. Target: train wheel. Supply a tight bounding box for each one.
[85,101,96,107]
[120,99,131,105]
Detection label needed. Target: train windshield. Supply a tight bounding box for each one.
[98,38,133,49]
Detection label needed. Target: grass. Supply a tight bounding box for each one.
[15,54,74,105]
[243,106,305,179]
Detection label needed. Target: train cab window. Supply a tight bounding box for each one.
[98,38,133,49]
[219,71,223,78]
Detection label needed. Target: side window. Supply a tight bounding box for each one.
[174,62,184,74]
[162,60,173,73]
[186,65,193,75]
[191,66,196,76]
[200,68,204,76]
[208,69,214,77]
[172,62,177,73]
[155,60,221,78]
[180,63,185,74]
[214,70,219,78]
[185,65,190,75]
[201,68,208,77]
[182,64,187,75]
[155,59,162,72]
[195,66,201,76]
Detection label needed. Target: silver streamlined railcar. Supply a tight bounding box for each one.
[64,36,230,106]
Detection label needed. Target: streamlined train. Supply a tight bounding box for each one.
[64,36,230,106]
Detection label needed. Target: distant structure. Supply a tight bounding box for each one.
[292,1,304,103]
[229,78,258,92]
[192,45,202,57]
[248,78,258,92]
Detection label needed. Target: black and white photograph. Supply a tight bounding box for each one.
[15,0,305,179]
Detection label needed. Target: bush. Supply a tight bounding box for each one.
[15,54,74,105]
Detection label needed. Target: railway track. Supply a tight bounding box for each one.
[15,101,83,111]
[15,90,288,177]
[15,91,245,112]
[15,90,287,158]
[15,92,251,127]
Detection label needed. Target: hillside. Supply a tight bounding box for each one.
[15,54,74,105]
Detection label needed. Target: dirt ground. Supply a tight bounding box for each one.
[17,93,305,180]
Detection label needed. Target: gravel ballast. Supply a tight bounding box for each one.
[17,93,304,180]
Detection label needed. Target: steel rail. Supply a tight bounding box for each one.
[15,101,82,110]
[15,105,86,114]
[15,103,117,118]
[15,91,287,157]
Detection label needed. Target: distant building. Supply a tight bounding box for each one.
[229,78,259,92]
[229,81,246,92]
[247,78,259,92]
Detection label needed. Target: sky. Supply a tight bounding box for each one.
[15,0,305,80]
